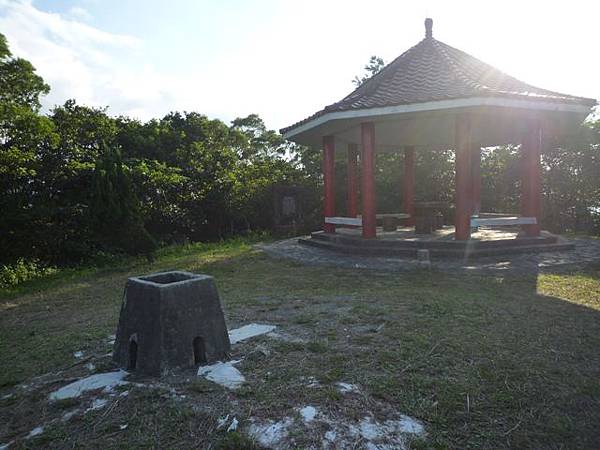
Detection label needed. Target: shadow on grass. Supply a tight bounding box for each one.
[386,263,600,449]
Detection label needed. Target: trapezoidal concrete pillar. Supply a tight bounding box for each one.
[361,122,376,239]
[113,271,231,376]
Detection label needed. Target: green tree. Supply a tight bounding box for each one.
[91,144,157,259]
[542,120,600,233]
[0,33,49,110]
[0,33,59,263]
[353,55,385,86]
[480,145,521,213]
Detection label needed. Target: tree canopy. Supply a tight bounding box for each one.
[0,36,598,268]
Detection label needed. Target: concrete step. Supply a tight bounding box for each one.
[310,232,420,249]
[310,231,559,251]
[299,236,574,259]
[298,237,418,257]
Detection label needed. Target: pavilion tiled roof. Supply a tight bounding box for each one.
[280,19,596,136]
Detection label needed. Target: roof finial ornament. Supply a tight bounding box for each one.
[425,17,433,38]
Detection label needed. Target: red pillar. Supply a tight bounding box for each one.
[454,114,472,241]
[347,144,358,217]
[361,122,376,239]
[521,118,542,236]
[403,146,416,226]
[471,145,481,215]
[323,135,336,233]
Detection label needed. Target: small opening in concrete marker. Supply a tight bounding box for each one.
[128,340,138,370]
[193,336,207,365]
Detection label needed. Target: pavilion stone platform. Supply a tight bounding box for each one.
[299,227,573,259]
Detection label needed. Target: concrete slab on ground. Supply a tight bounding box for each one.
[258,236,600,274]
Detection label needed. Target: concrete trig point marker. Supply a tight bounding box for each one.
[417,249,431,268]
[113,271,231,376]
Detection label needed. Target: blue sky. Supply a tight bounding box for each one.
[1,0,598,131]
[35,0,277,66]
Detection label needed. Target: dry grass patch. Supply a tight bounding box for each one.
[1,239,599,449]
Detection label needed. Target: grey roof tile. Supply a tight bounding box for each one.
[281,28,596,135]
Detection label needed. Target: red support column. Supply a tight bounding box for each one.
[520,118,542,236]
[361,122,376,239]
[471,144,482,215]
[403,146,416,226]
[454,114,472,241]
[323,135,336,233]
[347,144,359,217]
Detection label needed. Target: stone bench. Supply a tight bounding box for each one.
[325,213,411,231]
[471,216,537,227]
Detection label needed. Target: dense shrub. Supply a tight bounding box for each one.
[0,258,57,288]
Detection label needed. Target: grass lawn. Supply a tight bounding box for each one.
[1,237,599,449]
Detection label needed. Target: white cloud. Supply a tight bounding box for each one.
[67,6,92,22]
[0,0,596,131]
[0,0,222,122]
